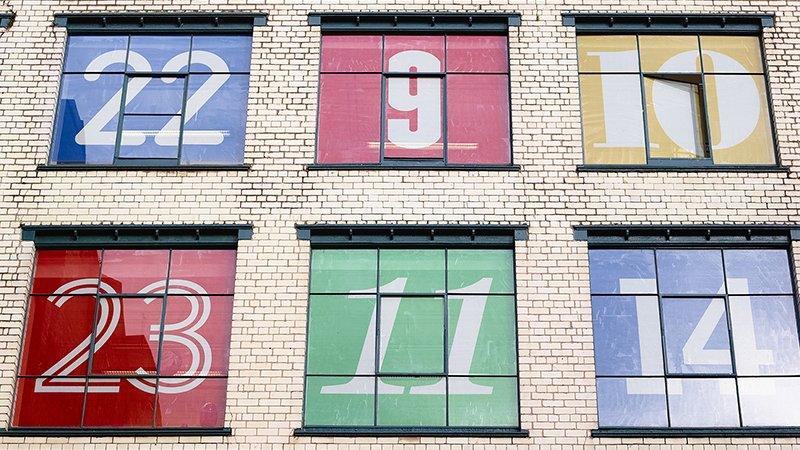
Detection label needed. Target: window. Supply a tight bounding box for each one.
[13,247,237,429]
[51,32,251,166]
[301,244,520,432]
[589,247,800,428]
[577,33,776,166]
[316,34,512,167]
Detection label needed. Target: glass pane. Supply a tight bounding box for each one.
[129,35,191,73]
[377,377,445,425]
[64,35,129,73]
[446,74,511,164]
[447,249,514,294]
[51,74,123,165]
[592,296,663,376]
[662,297,732,374]
[706,75,775,165]
[180,73,249,165]
[31,249,102,294]
[320,34,382,73]
[667,378,739,427]
[190,35,252,73]
[155,377,227,427]
[639,35,701,73]
[596,377,668,427]
[380,297,444,374]
[89,297,163,376]
[645,76,708,159]
[316,74,381,164]
[656,250,725,295]
[724,249,792,294]
[383,36,444,73]
[448,295,516,375]
[730,295,800,375]
[101,250,170,294]
[580,74,646,165]
[119,114,179,159]
[310,249,377,293]
[700,36,764,74]
[379,249,444,294]
[307,295,376,375]
[168,249,237,295]
[448,377,518,426]
[83,380,156,427]
[577,35,639,73]
[304,376,375,426]
[124,76,185,114]
[588,249,656,294]
[446,35,508,73]
[12,377,85,427]
[384,76,444,159]
[739,377,800,426]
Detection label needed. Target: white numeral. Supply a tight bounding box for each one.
[387,50,442,149]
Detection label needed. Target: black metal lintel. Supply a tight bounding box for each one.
[308,12,520,32]
[53,13,267,32]
[574,224,796,246]
[0,13,13,28]
[294,426,529,437]
[21,224,253,248]
[296,224,528,246]
[562,13,774,33]
[0,427,231,437]
[593,427,800,438]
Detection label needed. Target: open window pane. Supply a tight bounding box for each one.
[645,76,708,159]
[592,296,663,376]
[317,74,381,164]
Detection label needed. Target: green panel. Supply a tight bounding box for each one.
[377,377,446,426]
[310,249,377,293]
[304,376,375,426]
[380,297,444,374]
[447,295,517,375]
[379,249,445,294]
[448,249,514,294]
[448,377,518,426]
[308,295,375,375]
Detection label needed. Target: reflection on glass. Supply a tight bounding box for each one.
[379,249,445,294]
[596,377,668,427]
[667,378,739,427]
[448,377,518,426]
[588,249,656,294]
[656,250,724,295]
[577,35,639,73]
[639,35,701,73]
[724,249,792,294]
[739,377,800,426]
[307,295,377,375]
[592,296,663,376]
[380,297,444,374]
[377,377,446,426]
[305,376,375,426]
[730,296,800,375]
[700,36,764,74]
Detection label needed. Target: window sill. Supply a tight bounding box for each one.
[576,164,790,173]
[37,164,251,172]
[0,427,232,437]
[306,164,521,171]
[592,427,800,438]
[294,427,529,437]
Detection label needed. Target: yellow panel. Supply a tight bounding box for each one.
[580,74,647,164]
[644,77,708,159]
[706,75,775,164]
[639,35,701,73]
[577,35,639,73]
[700,36,764,74]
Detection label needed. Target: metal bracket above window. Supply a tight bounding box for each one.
[0,13,13,28]
[52,13,267,32]
[296,224,528,246]
[562,13,774,33]
[574,225,797,246]
[21,224,253,248]
[308,12,521,32]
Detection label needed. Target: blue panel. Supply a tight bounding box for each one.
[592,296,663,376]
[128,35,191,73]
[724,249,793,294]
[124,76,185,114]
[596,378,668,427]
[64,35,129,73]
[661,297,732,374]
[667,378,740,427]
[190,35,252,73]
[731,295,800,375]
[588,250,656,294]
[118,115,178,159]
[656,250,725,295]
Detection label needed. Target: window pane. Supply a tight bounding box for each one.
[31,249,102,294]
[320,35,382,73]
[639,35,701,73]
[592,296,663,376]
[384,76,444,159]
[83,380,156,427]
[379,249,444,294]
[580,74,646,164]
[662,297,732,374]
[706,75,775,165]
[448,296,516,375]
[577,35,639,73]
[384,36,444,73]
[305,376,375,426]
[724,249,792,294]
[377,377,445,425]
[448,377,518,426]
[731,295,800,375]
[129,35,191,73]
[379,297,444,374]
[119,114,179,159]
[310,249,377,293]
[64,35,129,73]
[307,295,376,375]
[645,76,708,159]
[180,73,249,165]
[89,297,163,376]
[588,249,656,294]
[190,35,252,73]
[446,74,511,164]
[596,377,668,427]
[739,377,800,426]
[316,74,381,164]
[700,36,764,74]
[656,250,725,295]
[155,377,227,427]
[446,35,508,73]
[667,378,739,427]
[101,250,170,294]
[12,378,85,427]
[168,249,237,295]
[124,77,184,114]
[447,249,514,294]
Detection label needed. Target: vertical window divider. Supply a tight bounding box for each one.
[79,249,106,428]
[651,249,671,427]
[175,36,194,165]
[719,250,745,427]
[696,34,716,163]
[112,36,134,164]
[635,35,652,165]
[151,249,174,428]
[373,248,381,427]
[443,248,449,426]
[378,36,386,165]
[442,34,449,165]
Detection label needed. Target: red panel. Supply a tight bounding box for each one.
[446,74,511,164]
[12,378,84,427]
[168,250,237,295]
[155,377,227,427]
[82,379,156,427]
[101,250,170,294]
[446,35,509,73]
[321,34,382,72]
[90,297,163,376]
[384,36,444,72]
[317,74,381,163]
[31,250,102,295]
[384,77,444,159]
[159,296,233,377]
